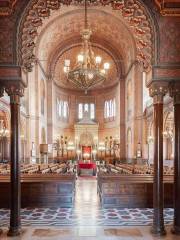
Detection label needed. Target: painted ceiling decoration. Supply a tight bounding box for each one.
[155,0,180,16]
[18,0,153,73]
[0,0,17,16]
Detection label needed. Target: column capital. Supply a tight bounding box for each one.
[5,85,24,97]
[169,82,180,105]
[149,83,168,104]
[5,85,24,104]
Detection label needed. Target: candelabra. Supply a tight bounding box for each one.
[67,141,75,159]
[98,142,106,160]
[54,135,68,157]
[104,136,120,159]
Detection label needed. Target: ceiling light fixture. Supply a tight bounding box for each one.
[63,0,110,94]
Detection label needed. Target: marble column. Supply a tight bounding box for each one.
[149,83,168,236]
[0,86,4,235]
[5,86,24,236]
[170,82,180,235]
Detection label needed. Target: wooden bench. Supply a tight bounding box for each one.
[97,173,173,208]
[0,173,76,208]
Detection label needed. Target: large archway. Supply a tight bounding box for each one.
[17,0,155,73]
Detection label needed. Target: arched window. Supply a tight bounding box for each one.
[60,100,63,117]
[106,101,110,118]
[104,98,116,120]
[104,101,107,118]
[84,103,89,112]
[78,103,83,119]
[90,103,95,119]
[113,98,116,117]
[57,99,69,121]
[63,101,67,118]
[78,103,95,120]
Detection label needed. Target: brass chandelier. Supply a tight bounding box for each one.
[63,0,110,93]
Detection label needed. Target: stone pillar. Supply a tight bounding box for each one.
[170,82,180,235]
[120,79,126,160]
[149,83,168,236]
[5,85,24,236]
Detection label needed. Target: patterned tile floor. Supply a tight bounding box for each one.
[0,207,174,227]
[0,178,174,227]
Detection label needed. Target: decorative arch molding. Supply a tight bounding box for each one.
[18,0,155,72]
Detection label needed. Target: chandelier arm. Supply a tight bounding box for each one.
[87,75,105,88]
[69,80,84,89]
[68,75,88,88]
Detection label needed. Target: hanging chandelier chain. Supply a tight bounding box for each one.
[63,0,110,93]
[85,0,88,29]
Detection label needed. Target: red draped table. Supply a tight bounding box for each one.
[77,161,97,176]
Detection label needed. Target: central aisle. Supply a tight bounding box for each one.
[74,177,99,226]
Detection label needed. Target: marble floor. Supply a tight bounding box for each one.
[0,178,179,239]
[1,225,180,240]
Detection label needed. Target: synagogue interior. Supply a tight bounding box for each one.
[0,0,180,239]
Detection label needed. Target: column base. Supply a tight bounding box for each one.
[7,227,21,236]
[150,226,166,236]
[171,226,180,235]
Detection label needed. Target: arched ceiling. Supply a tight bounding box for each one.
[35,5,137,90]
[36,6,136,68]
[19,2,153,90]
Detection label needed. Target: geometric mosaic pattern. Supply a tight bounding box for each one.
[0,208,174,227]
